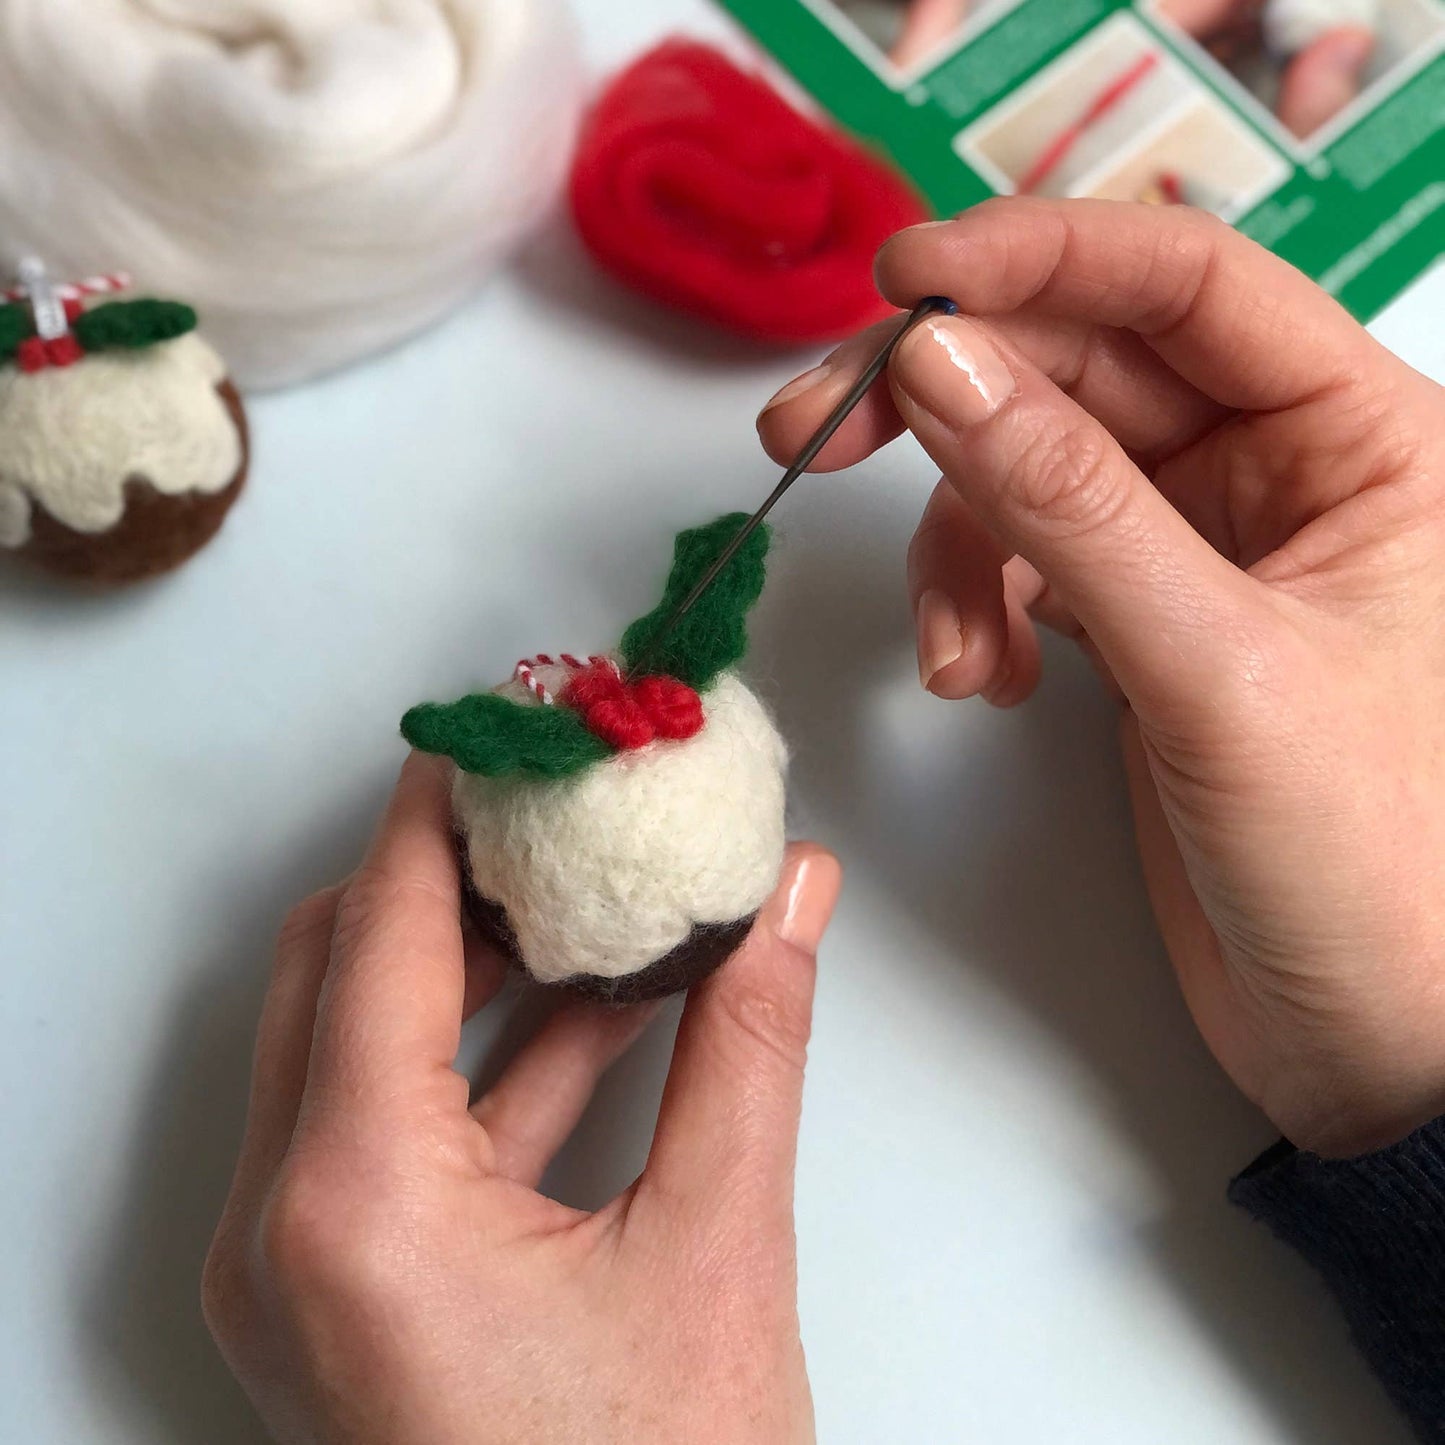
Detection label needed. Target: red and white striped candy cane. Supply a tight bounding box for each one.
[3,271,130,305]
[513,654,619,706]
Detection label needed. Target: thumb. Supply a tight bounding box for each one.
[888,311,1252,713]
[641,844,841,1236]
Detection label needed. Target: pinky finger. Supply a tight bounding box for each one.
[983,580,1043,709]
[909,480,1011,699]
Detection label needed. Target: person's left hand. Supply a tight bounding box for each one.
[203,753,840,1445]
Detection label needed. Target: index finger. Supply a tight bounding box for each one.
[304,752,468,1112]
[875,198,1385,412]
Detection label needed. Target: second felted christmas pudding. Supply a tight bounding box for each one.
[402,514,787,1005]
[0,261,248,585]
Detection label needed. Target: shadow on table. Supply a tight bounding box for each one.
[0,552,185,613]
[513,214,818,373]
[81,786,382,1445]
[80,761,672,1445]
[458,985,682,1213]
[750,483,1412,1445]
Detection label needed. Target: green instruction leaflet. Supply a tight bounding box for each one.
[716,0,1444,317]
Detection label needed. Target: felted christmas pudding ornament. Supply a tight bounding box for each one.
[0,259,248,585]
[402,514,787,1006]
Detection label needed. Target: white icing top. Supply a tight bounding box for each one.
[454,669,789,984]
[0,332,242,548]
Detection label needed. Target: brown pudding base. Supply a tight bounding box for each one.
[15,380,249,585]
[456,832,755,1007]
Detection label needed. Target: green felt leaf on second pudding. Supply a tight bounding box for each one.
[73,299,198,354]
[0,303,34,360]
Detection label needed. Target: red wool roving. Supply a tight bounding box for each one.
[570,39,930,345]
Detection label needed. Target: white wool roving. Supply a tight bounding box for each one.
[1264,0,1379,55]
[454,671,789,985]
[0,0,581,390]
[0,333,241,547]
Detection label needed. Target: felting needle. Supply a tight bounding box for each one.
[626,294,958,681]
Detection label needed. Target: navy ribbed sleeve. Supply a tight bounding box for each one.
[1230,1119,1445,1443]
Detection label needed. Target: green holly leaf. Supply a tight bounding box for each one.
[401,692,612,779]
[0,303,34,361]
[619,513,771,690]
[73,299,197,353]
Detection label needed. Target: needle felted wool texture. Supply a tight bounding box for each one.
[619,512,770,688]
[403,513,773,779]
[0,330,249,583]
[1264,0,1379,53]
[68,302,200,356]
[403,514,788,1000]
[570,40,929,346]
[454,670,787,987]
[403,693,613,780]
[0,0,581,390]
[0,297,198,365]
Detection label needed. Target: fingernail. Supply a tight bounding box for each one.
[773,851,841,953]
[894,315,1016,426]
[760,362,835,415]
[916,588,965,691]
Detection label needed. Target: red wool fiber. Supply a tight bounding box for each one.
[632,676,705,739]
[560,662,706,752]
[570,39,929,344]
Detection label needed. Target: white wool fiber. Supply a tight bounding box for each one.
[0,0,581,389]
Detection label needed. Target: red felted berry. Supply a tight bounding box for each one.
[570,39,929,345]
[633,676,704,740]
[17,336,46,373]
[582,696,655,751]
[46,335,84,367]
[561,663,625,712]
[561,663,653,750]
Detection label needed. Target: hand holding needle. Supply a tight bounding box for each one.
[626,295,959,681]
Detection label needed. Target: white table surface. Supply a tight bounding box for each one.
[3,3,1442,1440]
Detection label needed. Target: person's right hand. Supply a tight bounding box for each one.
[758,198,1445,1158]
